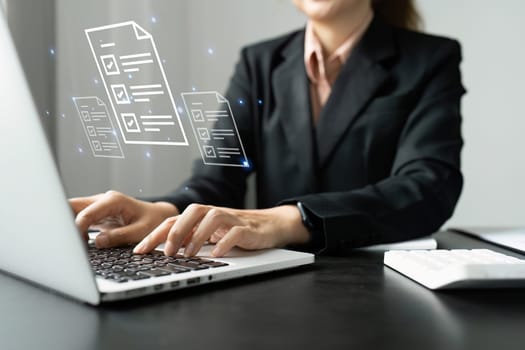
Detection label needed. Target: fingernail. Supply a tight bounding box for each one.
[165,241,175,256]
[133,242,144,254]
[184,242,195,257]
[96,234,109,248]
[211,247,221,257]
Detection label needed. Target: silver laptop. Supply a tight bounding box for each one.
[0,11,313,305]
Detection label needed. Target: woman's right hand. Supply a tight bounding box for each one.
[69,190,179,249]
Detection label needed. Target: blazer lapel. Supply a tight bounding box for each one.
[315,16,397,167]
[272,31,317,184]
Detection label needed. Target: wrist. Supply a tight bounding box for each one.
[273,205,310,246]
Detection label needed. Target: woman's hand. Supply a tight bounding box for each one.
[133,204,311,257]
[69,190,179,248]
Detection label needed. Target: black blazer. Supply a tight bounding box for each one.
[160,16,465,254]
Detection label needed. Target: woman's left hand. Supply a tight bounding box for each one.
[132,204,310,257]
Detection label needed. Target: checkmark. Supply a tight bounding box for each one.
[101,55,120,76]
[203,145,216,158]
[111,84,130,104]
[197,128,210,140]
[191,109,204,122]
[121,113,140,133]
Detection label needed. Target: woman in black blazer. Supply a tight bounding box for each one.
[72,0,465,256]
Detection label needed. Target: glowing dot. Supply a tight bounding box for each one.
[243,160,249,167]
[149,109,153,114]
[94,78,99,84]
[177,106,184,114]
[145,151,151,158]
[258,99,263,105]
[45,110,50,116]
[184,186,189,191]
[238,99,245,105]
[192,86,196,92]
[128,74,133,79]
[112,130,117,136]
[151,16,157,23]
[61,113,66,118]
[78,147,83,153]
[162,59,167,64]
[49,48,55,55]
[207,48,214,55]
[139,188,143,193]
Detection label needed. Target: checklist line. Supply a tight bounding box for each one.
[130,84,162,90]
[142,121,175,126]
[140,115,173,119]
[121,59,154,66]
[131,91,165,96]
[119,52,152,60]
[100,42,116,48]
[219,151,241,155]
[123,68,140,73]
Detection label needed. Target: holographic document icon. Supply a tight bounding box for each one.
[85,21,188,146]
[181,91,249,167]
[73,96,125,158]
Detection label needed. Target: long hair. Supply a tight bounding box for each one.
[372,0,423,31]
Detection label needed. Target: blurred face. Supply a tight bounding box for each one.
[292,0,371,23]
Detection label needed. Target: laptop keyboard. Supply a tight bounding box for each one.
[87,245,228,283]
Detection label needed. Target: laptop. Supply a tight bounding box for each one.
[0,11,314,305]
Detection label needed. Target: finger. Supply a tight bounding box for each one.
[209,233,221,244]
[133,216,178,254]
[69,193,104,214]
[185,208,239,257]
[75,191,128,235]
[94,221,147,249]
[164,204,210,256]
[211,226,249,257]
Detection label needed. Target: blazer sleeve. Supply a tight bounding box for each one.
[285,40,466,255]
[148,48,255,211]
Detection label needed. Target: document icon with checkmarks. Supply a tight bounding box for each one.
[85,21,188,146]
[181,91,249,167]
[73,96,125,158]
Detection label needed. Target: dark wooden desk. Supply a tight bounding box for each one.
[1,231,524,350]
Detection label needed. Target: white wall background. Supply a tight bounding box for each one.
[417,0,525,227]
[7,0,525,228]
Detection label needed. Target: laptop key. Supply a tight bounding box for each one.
[168,262,209,270]
[127,274,151,281]
[204,262,229,268]
[138,269,171,278]
[160,265,190,274]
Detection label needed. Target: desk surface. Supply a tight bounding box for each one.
[1,231,524,350]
